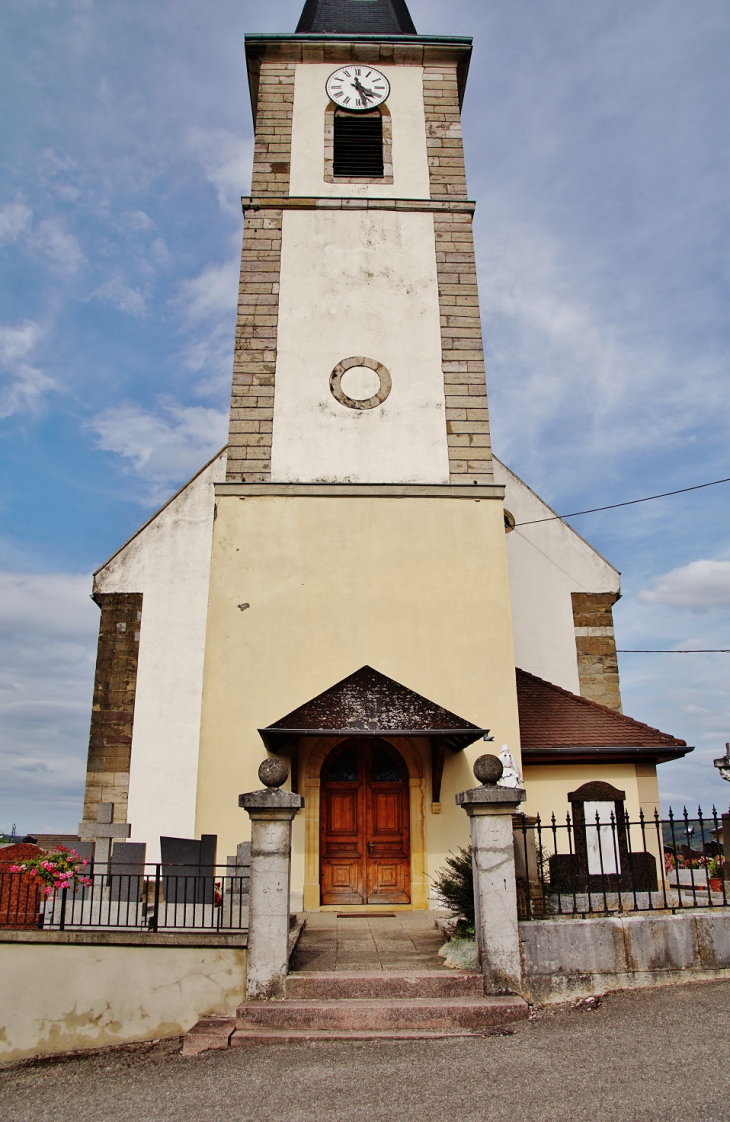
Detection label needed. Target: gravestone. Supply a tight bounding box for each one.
[78,803,131,868]
[224,841,251,928]
[549,782,657,893]
[69,840,94,866]
[109,841,146,903]
[0,843,43,928]
[160,835,217,904]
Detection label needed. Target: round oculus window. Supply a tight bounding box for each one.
[329,356,392,411]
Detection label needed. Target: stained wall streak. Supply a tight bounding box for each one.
[82,593,143,823]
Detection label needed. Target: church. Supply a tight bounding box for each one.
[80,0,689,910]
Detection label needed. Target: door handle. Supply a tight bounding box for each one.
[367,842,375,852]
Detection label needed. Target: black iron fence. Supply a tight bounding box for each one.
[514,806,729,919]
[0,864,250,932]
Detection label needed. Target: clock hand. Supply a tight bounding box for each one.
[353,78,376,100]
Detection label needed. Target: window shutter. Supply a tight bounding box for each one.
[333,114,384,178]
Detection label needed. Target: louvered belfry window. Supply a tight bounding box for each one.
[333,111,384,178]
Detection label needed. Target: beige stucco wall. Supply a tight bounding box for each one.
[195,490,520,903]
[271,208,449,484]
[522,764,646,824]
[289,63,430,199]
[0,939,246,1062]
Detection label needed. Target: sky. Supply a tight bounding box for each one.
[1,0,729,834]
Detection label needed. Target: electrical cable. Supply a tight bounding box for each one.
[617,649,730,654]
[513,475,730,527]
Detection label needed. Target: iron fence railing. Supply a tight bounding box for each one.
[0,864,250,932]
[514,806,728,919]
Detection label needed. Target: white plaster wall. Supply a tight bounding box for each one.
[493,457,620,693]
[289,63,430,198]
[95,452,226,861]
[0,939,246,1061]
[271,209,449,483]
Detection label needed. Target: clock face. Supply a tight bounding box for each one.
[325,66,390,112]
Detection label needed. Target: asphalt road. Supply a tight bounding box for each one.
[1,981,728,1122]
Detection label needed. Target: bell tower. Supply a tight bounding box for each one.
[226,0,492,486]
[195,0,522,900]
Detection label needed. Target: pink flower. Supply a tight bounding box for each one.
[9,864,22,872]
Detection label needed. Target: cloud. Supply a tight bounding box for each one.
[178,257,239,324]
[639,560,730,615]
[188,128,253,213]
[0,202,33,245]
[0,570,98,834]
[0,320,56,418]
[89,397,228,503]
[174,257,239,393]
[28,216,86,274]
[91,275,147,317]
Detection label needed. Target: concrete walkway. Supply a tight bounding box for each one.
[2,981,729,1121]
[290,910,448,972]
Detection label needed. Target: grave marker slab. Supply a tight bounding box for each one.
[109,841,146,903]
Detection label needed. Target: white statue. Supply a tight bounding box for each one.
[714,742,730,783]
[498,745,523,789]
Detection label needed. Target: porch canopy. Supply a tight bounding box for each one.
[258,665,488,803]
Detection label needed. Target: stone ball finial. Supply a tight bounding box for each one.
[473,754,503,786]
[258,757,288,789]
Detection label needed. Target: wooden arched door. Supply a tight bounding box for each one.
[320,738,410,906]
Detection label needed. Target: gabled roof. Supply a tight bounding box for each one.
[516,668,690,764]
[259,665,486,753]
[296,0,417,36]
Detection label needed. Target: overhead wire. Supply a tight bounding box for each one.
[513,475,730,527]
[509,474,730,653]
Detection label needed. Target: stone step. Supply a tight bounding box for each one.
[182,1016,236,1056]
[285,970,484,1000]
[235,996,528,1033]
[230,1028,486,1045]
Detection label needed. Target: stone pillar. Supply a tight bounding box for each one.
[456,755,526,995]
[239,759,304,999]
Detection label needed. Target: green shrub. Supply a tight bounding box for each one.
[432,846,475,932]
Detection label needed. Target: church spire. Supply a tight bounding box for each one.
[295,0,417,36]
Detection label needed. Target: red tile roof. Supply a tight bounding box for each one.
[516,669,689,763]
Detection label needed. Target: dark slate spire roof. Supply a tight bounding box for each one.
[296,0,417,36]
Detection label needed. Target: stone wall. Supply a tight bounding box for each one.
[435,209,492,484]
[424,64,492,485]
[226,58,294,483]
[571,591,622,710]
[520,911,730,1004]
[82,592,143,824]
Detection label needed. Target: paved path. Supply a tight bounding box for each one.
[2,980,729,1121]
[290,910,447,971]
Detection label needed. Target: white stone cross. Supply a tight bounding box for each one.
[78,803,131,867]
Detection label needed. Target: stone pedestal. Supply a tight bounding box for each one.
[239,782,304,999]
[456,758,526,995]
